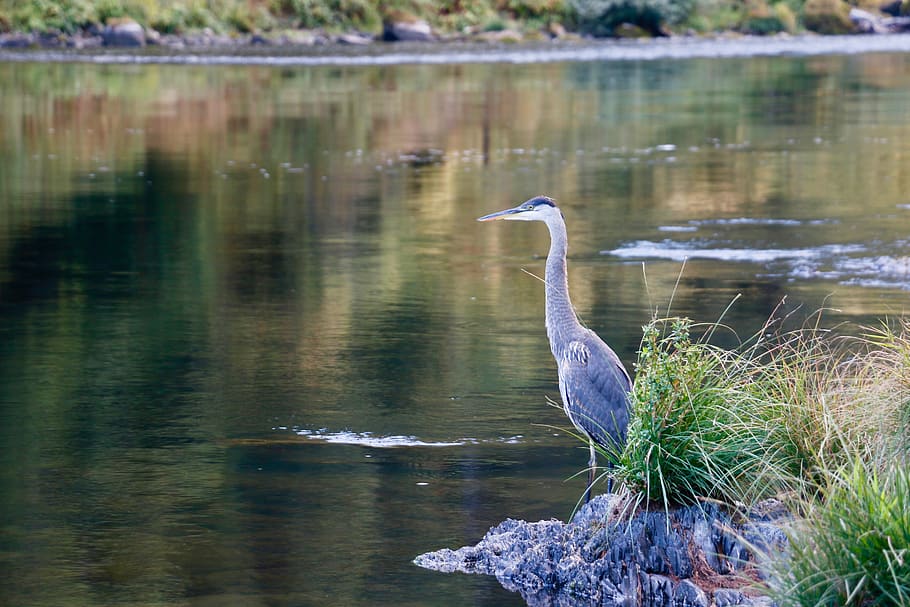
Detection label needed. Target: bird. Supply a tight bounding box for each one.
[478,195,632,502]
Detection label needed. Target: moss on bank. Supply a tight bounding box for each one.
[0,0,885,41]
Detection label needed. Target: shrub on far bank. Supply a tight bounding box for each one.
[495,0,572,30]
[151,2,220,33]
[224,2,277,33]
[684,0,742,32]
[273,0,382,32]
[802,0,856,33]
[740,0,797,34]
[570,0,694,35]
[497,0,570,19]
[1,0,95,34]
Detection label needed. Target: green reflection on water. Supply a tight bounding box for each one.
[1,53,910,606]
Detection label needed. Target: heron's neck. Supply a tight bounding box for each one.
[544,215,582,354]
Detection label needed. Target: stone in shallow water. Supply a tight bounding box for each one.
[102,21,146,47]
[414,494,788,606]
[0,33,35,48]
[383,20,435,42]
[336,33,373,45]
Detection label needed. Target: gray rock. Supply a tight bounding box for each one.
[673,580,709,607]
[849,7,910,32]
[71,34,104,49]
[336,32,373,45]
[641,572,674,606]
[415,494,787,606]
[850,8,892,33]
[714,589,748,606]
[37,30,68,47]
[383,19,434,42]
[279,30,319,46]
[881,0,903,14]
[475,28,525,43]
[0,33,35,48]
[547,22,567,38]
[102,20,145,47]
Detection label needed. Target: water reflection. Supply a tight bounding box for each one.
[1,51,910,606]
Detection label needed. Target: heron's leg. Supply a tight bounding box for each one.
[584,441,596,503]
[607,462,614,494]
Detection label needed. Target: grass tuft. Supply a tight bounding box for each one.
[588,302,910,604]
[767,458,910,606]
[611,314,796,510]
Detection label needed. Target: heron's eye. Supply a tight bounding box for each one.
[524,205,534,210]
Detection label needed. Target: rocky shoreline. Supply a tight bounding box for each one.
[2,8,910,53]
[415,494,789,607]
[0,18,567,51]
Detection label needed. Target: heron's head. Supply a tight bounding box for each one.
[477,196,561,223]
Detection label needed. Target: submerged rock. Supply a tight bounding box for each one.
[415,494,787,606]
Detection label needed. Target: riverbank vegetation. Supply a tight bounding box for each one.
[604,308,910,604]
[0,0,900,41]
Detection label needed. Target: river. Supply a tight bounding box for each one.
[1,38,909,606]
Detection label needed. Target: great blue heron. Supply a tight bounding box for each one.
[478,196,632,501]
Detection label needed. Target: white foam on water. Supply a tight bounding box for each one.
[607,237,910,290]
[832,256,910,290]
[606,241,824,262]
[777,253,910,290]
[657,225,699,233]
[689,217,806,227]
[294,429,467,448]
[607,239,867,263]
[287,428,526,448]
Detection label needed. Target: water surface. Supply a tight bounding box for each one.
[2,46,910,606]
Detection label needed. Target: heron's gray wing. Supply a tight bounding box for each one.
[558,336,631,451]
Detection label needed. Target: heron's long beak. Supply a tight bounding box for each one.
[477,206,523,222]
